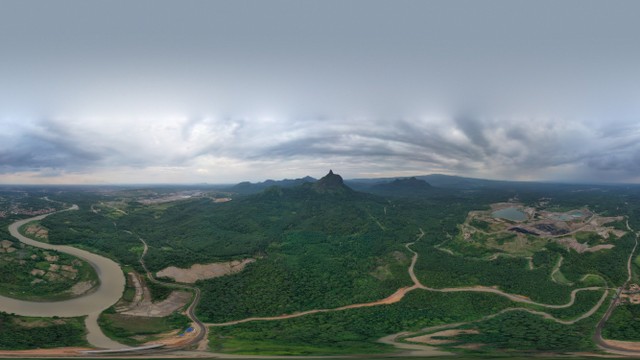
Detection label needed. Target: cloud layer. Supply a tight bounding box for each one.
[1,0,640,183]
[2,115,640,184]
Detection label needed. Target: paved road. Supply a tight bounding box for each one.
[592,219,640,354]
[135,235,208,350]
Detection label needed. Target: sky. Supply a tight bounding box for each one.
[1,0,640,184]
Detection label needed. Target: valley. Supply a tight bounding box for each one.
[2,173,640,357]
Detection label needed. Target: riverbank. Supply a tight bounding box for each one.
[0,206,126,349]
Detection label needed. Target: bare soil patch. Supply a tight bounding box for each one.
[144,324,201,348]
[121,290,191,317]
[156,258,255,283]
[0,347,90,356]
[68,280,96,296]
[392,250,408,262]
[555,237,614,253]
[116,272,191,317]
[12,320,49,328]
[602,339,640,352]
[406,329,480,345]
[455,343,485,350]
[461,203,624,257]
[378,333,452,357]
[24,224,48,240]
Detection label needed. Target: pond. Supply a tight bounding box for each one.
[492,207,527,221]
[549,211,583,221]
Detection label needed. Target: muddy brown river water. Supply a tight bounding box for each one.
[0,206,126,349]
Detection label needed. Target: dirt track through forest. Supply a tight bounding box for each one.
[592,219,640,355]
[207,228,607,328]
[2,216,630,358]
[134,235,209,350]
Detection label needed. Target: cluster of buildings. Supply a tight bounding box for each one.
[620,284,640,305]
[0,205,55,218]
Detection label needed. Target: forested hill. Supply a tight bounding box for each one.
[308,170,353,195]
[251,170,359,201]
[367,177,433,197]
[13,177,640,355]
[229,170,352,196]
[43,171,460,272]
[40,171,477,323]
[229,176,316,194]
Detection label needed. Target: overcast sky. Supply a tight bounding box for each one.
[1,0,640,184]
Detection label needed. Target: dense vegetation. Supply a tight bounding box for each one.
[452,310,597,353]
[41,210,142,269]
[541,289,607,320]
[0,216,98,301]
[602,304,640,341]
[553,236,634,287]
[209,290,515,355]
[146,276,175,302]
[414,232,631,305]
[99,309,190,346]
[4,179,640,355]
[0,244,97,301]
[43,176,473,321]
[198,230,411,322]
[0,312,86,349]
[414,247,575,304]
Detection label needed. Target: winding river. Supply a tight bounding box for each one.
[0,206,126,349]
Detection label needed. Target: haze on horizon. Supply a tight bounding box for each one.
[1,0,640,185]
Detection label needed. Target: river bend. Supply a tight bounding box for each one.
[0,206,126,348]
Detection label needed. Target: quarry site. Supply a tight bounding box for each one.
[458,202,627,256]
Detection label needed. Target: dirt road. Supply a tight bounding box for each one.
[135,235,208,351]
[593,219,640,354]
[3,221,620,358]
[207,227,606,329]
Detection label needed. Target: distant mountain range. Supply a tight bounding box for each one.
[228,172,501,195]
[229,176,316,194]
[365,177,432,197]
[346,174,508,190]
[225,172,610,197]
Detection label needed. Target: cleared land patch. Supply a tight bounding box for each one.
[0,237,98,301]
[406,329,480,345]
[23,223,49,241]
[115,272,190,317]
[452,203,625,257]
[156,258,256,283]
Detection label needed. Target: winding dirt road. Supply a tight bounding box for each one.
[2,212,628,358]
[592,219,640,354]
[382,292,610,357]
[388,218,640,357]
[207,228,606,331]
[405,231,603,309]
[134,235,208,350]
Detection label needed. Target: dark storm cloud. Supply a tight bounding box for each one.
[233,115,640,181]
[0,120,104,172]
[452,116,492,154]
[257,118,484,170]
[587,149,640,173]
